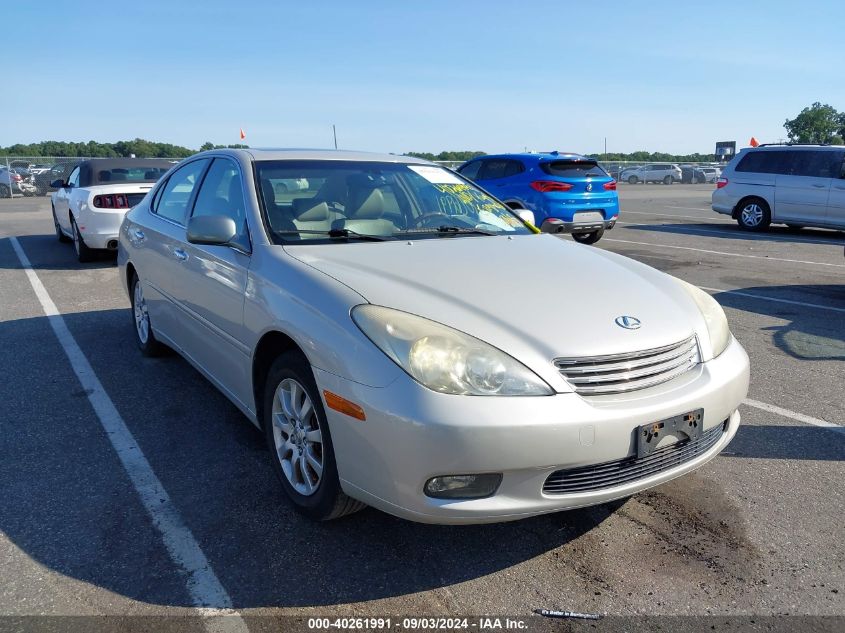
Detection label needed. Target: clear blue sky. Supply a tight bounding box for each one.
[4,0,844,155]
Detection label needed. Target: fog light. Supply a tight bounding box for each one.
[424,473,502,499]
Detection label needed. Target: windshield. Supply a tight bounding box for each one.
[255,160,532,243]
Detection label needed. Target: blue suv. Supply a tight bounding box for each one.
[456,152,619,244]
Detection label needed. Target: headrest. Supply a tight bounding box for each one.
[260,179,276,206]
[144,171,159,180]
[110,172,127,181]
[292,198,330,221]
[348,188,384,219]
[98,171,111,182]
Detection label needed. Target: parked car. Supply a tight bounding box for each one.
[621,164,682,184]
[680,166,707,184]
[699,167,721,183]
[0,167,25,197]
[118,148,749,524]
[456,152,619,244]
[712,144,845,231]
[51,158,173,261]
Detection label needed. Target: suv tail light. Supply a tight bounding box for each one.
[716,177,728,189]
[530,180,573,192]
[603,180,617,191]
[93,194,131,208]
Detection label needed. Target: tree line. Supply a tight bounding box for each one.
[3,103,841,160]
[0,139,250,158]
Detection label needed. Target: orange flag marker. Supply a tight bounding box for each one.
[239,128,246,140]
[749,137,760,147]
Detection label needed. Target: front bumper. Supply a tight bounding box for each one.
[316,336,749,524]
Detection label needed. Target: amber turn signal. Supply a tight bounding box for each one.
[323,390,366,421]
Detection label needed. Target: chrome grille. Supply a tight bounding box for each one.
[543,420,727,494]
[554,336,700,395]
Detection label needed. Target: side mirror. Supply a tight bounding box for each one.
[186,215,237,246]
[515,208,535,227]
[51,179,66,189]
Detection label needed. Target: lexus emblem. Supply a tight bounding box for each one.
[586,183,593,192]
[615,315,641,330]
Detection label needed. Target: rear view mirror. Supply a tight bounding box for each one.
[515,209,535,227]
[186,215,237,246]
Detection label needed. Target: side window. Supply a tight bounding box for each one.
[479,160,509,180]
[152,159,209,225]
[457,160,482,181]
[191,158,250,251]
[791,151,840,178]
[67,166,80,187]
[503,160,525,177]
[737,151,784,174]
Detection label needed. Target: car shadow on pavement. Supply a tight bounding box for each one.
[712,285,845,362]
[622,222,845,245]
[724,424,844,461]
[0,307,626,610]
[1,234,117,270]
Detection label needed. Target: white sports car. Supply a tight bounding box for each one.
[52,158,174,261]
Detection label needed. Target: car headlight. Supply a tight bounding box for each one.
[676,279,731,358]
[352,305,553,396]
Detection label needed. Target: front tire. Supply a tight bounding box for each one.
[71,218,95,262]
[572,227,605,245]
[263,351,365,521]
[736,198,771,231]
[130,273,167,356]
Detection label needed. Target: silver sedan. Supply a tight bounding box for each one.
[118,149,749,524]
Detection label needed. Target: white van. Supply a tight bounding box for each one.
[712,145,845,231]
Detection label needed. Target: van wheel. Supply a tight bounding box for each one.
[736,198,771,231]
[572,228,605,245]
[264,351,365,521]
[663,175,673,185]
[627,175,638,184]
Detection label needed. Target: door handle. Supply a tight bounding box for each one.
[811,183,827,188]
[131,228,145,241]
[173,248,188,261]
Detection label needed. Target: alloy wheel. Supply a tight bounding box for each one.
[740,203,764,227]
[133,281,150,344]
[272,378,324,496]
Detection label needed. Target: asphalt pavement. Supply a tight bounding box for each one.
[0,184,843,629]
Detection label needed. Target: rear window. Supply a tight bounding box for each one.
[539,160,608,178]
[96,167,169,184]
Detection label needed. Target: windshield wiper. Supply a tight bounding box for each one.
[273,228,389,242]
[399,225,498,236]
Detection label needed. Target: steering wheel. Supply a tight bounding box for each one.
[407,212,451,229]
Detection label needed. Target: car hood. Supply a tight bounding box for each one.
[284,234,706,391]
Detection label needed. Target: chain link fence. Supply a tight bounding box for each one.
[0,156,91,198]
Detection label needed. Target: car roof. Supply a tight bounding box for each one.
[746,144,844,152]
[476,152,593,162]
[200,148,434,164]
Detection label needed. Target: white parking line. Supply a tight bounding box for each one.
[699,285,845,314]
[616,221,845,247]
[9,237,247,633]
[742,398,844,434]
[666,205,713,211]
[602,237,845,268]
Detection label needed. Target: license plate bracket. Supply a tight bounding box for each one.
[637,408,703,458]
